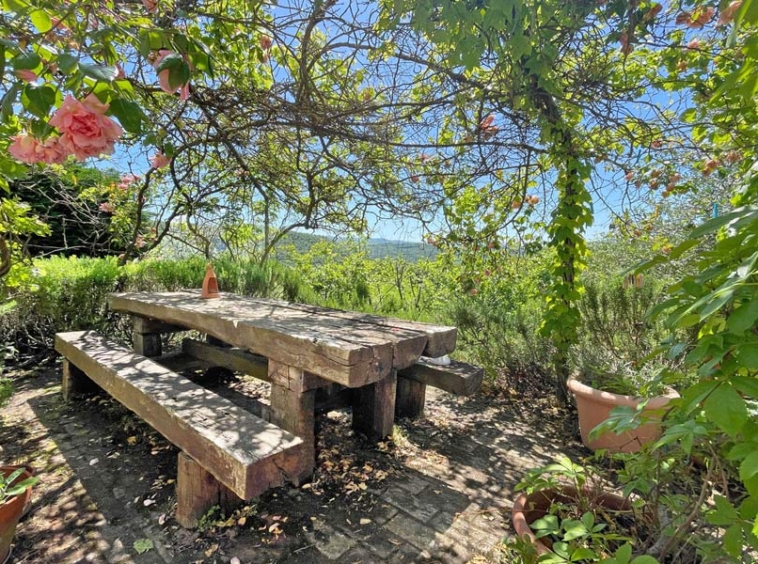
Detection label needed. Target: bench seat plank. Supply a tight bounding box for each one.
[398,358,483,396]
[55,330,304,500]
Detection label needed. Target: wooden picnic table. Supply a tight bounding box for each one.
[56,290,475,527]
[108,289,457,456]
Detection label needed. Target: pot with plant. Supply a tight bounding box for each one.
[510,456,657,564]
[572,281,680,453]
[567,364,679,453]
[0,466,37,563]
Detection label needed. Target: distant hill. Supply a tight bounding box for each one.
[276,232,437,262]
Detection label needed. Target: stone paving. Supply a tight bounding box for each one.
[1,364,582,564]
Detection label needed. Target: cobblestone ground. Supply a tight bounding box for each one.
[1,364,583,564]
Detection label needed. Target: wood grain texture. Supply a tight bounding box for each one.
[62,359,97,401]
[398,358,483,396]
[353,370,397,441]
[182,338,269,381]
[109,291,399,387]
[241,296,458,358]
[395,377,426,419]
[55,330,305,499]
[133,331,161,357]
[269,361,316,485]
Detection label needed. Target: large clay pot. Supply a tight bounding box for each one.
[512,485,632,556]
[0,467,34,563]
[567,376,679,453]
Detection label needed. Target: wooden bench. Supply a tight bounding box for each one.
[395,357,483,418]
[54,330,306,528]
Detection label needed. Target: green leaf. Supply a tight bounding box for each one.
[569,547,597,561]
[740,451,758,483]
[708,495,739,526]
[21,84,56,118]
[108,99,144,134]
[690,208,752,238]
[56,53,78,75]
[723,525,743,558]
[155,54,190,90]
[30,9,52,33]
[133,538,153,554]
[630,556,660,564]
[2,0,28,13]
[703,383,748,436]
[727,298,758,334]
[613,543,632,564]
[735,345,758,370]
[1,83,21,119]
[12,52,41,71]
[732,376,758,400]
[80,63,118,82]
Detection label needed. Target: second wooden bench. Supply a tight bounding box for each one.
[55,330,306,527]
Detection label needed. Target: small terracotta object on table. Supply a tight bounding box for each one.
[201,264,220,299]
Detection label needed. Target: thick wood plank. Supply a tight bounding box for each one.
[395,377,426,419]
[269,361,316,485]
[55,330,305,500]
[177,452,227,528]
[133,331,161,357]
[154,351,211,373]
[243,296,457,358]
[398,358,483,396]
[133,317,185,335]
[182,338,268,381]
[353,370,397,441]
[109,292,395,387]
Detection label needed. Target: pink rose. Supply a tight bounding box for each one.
[718,1,742,26]
[49,94,122,160]
[152,50,190,99]
[8,133,66,164]
[15,70,38,82]
[150,152,171,169]
[99,202,115,213]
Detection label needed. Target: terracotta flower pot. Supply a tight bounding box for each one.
[0,467,34,563]
[512,485,632,556]
[567,376,679,453]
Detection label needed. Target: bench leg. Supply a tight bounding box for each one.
[353,370,397,441]
[268,361,317,486]
[62,359,98,401]
[395,376,426,419]
[176,452,242,528]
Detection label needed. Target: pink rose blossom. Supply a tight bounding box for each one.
[48,94,122,160]
[152,50,190,99]
[150,152,171,169]
[143,0,158,13]
[99,202,115,213]
[15,70,38,82]
[718,1,742,26]
[8,133,66,164]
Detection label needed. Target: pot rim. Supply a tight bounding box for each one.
[512,485,633,556]
[567,375,679,409]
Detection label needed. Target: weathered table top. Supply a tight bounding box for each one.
[108,291,457,388]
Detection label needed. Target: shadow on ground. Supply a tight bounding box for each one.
[2,364,586,563]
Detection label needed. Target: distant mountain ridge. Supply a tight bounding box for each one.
[277,231,437,262]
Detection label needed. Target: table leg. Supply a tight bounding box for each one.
[268,361,317,485]
[353,369,397,441]
[132,317,162,357]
